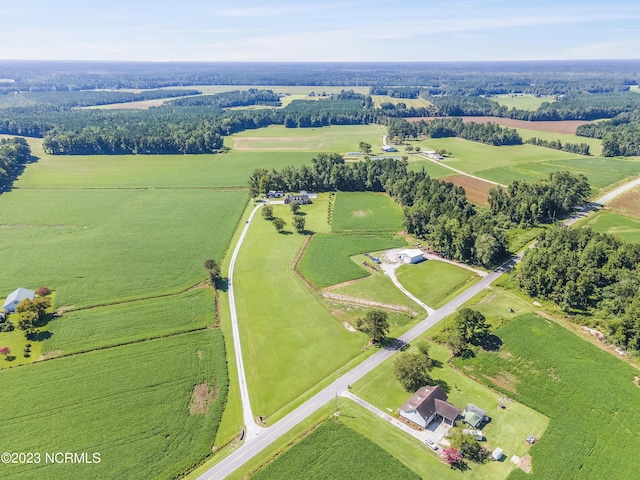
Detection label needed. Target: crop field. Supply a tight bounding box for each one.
[406,157,455,178]
[580,209,640,243]
[606,185,640,218]
[252,421,419,480]
[440,174,496,206]
[513,127,603,156]
[159,85,372,96]
[433,116,592,135]
[234,204,361,419]
[491,95,552,111]
[371,95,431,109]
[454,314,640,480]
[0,330,228,480]
[228,124,386,152]
[42,288,216,356]
[352,341,548,480]
[396,260,480,309]
[298,233,406,288]
[0,188,246,308]
[332,192,405,232]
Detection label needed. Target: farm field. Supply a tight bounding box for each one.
[454,314,640,480]
[41,288,216,356]
[513,127,603,156]
[332,191,405,232]
[161,85,372,96]
[406,157,455,178]
[490,95,551,110]
[233,204,362,419]
[0,188,246,308]
[251,420,419,480]
[396,260,480,309]
[440,174,495,206]
[371,95,431,108]
[227,124,386,152]
[352,340,548,479]
[0,330,228,480]
[579,209,640,243]
[298,233,406,288]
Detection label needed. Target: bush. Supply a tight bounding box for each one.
[37,286,51,296]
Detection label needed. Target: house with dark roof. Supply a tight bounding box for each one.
[284,192,310,205]
[398,385,461,428]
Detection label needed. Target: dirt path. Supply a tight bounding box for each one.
[322,291,410,312]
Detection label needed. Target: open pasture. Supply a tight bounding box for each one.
[0,330,228,480]
[406,157,454,178]
[228,124,386,152]
[0,188,246,308]
[160,85,372,96]
[580,209,640,243]
[42,288,216,356]
[455,314,640,480]
[332,191,404,233]
[371,95,431,109]
[513,127,603,156]
[234,205,361,419]
[396,260,480,309]
[440,174,495,206]
[251,420,419,480]
[299,233,406,288]
[491,95,552,111]
[606,185,640,218]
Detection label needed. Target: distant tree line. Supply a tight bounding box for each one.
[517,226,640,353]
[249,154,589,267]
[577,109,640,157]
[167,89,281,108]
[524,137,591,155]
[0,137,31,191]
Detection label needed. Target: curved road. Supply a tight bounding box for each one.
[200,176,640,479]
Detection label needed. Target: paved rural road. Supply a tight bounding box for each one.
[226,202,265,441]
[199,176,640,480]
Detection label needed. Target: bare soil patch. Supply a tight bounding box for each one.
[84,99,171,110]
[352,209,371,217]
[518,454,532,473]
[39,350,61,360]
[407,116,591,134]
[440,174,496,206]
[483,372,518,393]
[232,136,316,151]
[607,188,640,219]
[188,381,218,415]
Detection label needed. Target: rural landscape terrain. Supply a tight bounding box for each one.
[1,60,640,480]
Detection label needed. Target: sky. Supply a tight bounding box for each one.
[1,0,640,62]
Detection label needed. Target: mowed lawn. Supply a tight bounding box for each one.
[0,330,228,480]
[234,204,361,419]
[227,124,386,152]
[0,188,246,308]
[251,421,419,480]
[42,288,216,356]
[332,191,404,232]
[455,314,640,480]
[396,260,480,309]
[298,233,406,288]
[579,209,640,243]
[352,341,548,480]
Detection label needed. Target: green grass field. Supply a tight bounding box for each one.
[227,124,386,152]
[251,420,419,480]
[332,191,405,232]
[371,95,431,109]
[0,330,228,480]
[454,314,640,480]
[491,95,551,111]
[298,233,406,288]
[407,157,457,178]
[578,209,640,243]
[513,127,603,156]
[396,260,480,309]
[41,288,216,356]
[234,204,362,419]
[0,188,246,308]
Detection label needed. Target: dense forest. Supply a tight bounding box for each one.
[517,227,640,353]
[576,108,640,156]
[249,155,589,267]
[0,137,32,191]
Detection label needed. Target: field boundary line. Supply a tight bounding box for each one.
[321,291,410,313]
[416,153,506,187]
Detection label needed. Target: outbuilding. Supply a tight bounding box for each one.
[492,447,504,461]
[3,288,35,313]
[381,145,397,152]
[397,249,424,264]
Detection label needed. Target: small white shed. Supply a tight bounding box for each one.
[492,447,503,461]
[398,249,424,264]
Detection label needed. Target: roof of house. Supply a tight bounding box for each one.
[3,288,35,309]
[399,249,424,258]
[463,411,483,428]
[466,404,487,417]
[400,385,460,423]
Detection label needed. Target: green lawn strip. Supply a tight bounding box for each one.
[0,323,41,368]
[454,314,640,480]
[513,127,603,156]
[298,233,406,288]
[251,419,420,480]
[228,124,387,152]
[577,208,640,243]
[330,271,426,314]
[332,191,405,232]
[40,288,215,356]
[491,95,551,110]
[396,260,481,309]
[234,204,362,418]
[406,158,458,178]
[0,330,228,480]
[0,189,246,308]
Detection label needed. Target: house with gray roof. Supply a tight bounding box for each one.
[399,385,460,428]
[3,288,35,313]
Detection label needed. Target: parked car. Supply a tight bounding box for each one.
[425,438,438,451]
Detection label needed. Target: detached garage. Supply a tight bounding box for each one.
[397,249,424,264]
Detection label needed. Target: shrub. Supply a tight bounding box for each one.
[37,286,51,296]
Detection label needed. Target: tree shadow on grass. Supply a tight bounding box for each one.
[217,277,229,293]
[432,378,450,394]
[27,330,52,342]
[481,334,503,352]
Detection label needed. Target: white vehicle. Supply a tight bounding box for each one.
[425,438,438,451]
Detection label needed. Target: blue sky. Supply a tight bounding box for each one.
[1,0,640,61]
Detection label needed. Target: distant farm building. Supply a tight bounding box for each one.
[381,145,397,152]
[399,385,460,428]
[3,288,35,313]
[284,192,311,205]
[267,190,284,198]
[397,249,424,264]
[369,156,404,161]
